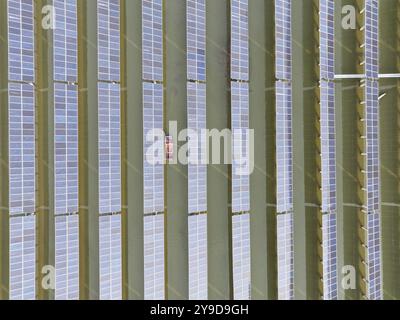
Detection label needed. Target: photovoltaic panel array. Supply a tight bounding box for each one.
[231,0,249,81]
[53,0,80,300]
[276,212,294,300]
[231,82,250,214]
[53,0,78,83]
[99,214,122,300]
[143,0,163,82]
[55,214,79,300]
[187,0,207,214]
[319,0,338,300]
[9,216,35,300]
[8,0,35,216]
[365,0,379,80]
[98,0,121,214]
[144,214,165,300]
[187,0,206,82]
[98,82,121,214]
[231,0,251,300]
[232,213,251,300]
[8,83,35,215]
[97,0,122,301]
[7,0,36,300]
[321,212,338,299]
[187,1,207,300]
[275,0,294,301]
[188,214,207,300]
[142,0,165,300]
[363,0,382,300]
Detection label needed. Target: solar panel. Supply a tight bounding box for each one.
[321,212,338,299]
[232,213,251,300]
[320,81,336,213]
[187,82,207,214]
[231,81,250,213]
[54,83,79,215]
[7,0,34,83]
[54,0,78,82]
[366,212,382,300]
[319,0,335,81]
[99,214,122,300]
[143,82,164,214]
[98,0,120,82]
[8,82,35,215]
[277,212,294,300]
[7,0,36,300]
[319,0,338,300]
[275,0,294,301]
[98,82,121,214]
[363,0,382,300]
[365,0,379,80]
[231,0,249,81]
[187,0,206,82]
[275,0,292,81]
[52,0,80,300]
[55,214,79,300]
[276,81,293,214]
[96,0,122,300]
[9,215,35,300]
[364,80,382,300]
[144,214,165,300]
[142,0,163,82]
[188,214,207,300]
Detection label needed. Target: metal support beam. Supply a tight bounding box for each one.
[120,0,144,300]
[249,0,277,300]
[77,0,100,300]
[34,0,55,300]
[379,0,400,300]
[0,0,9,300]
[206,0,233,300]
[291,0,321,300]
[335,0,364,300]
[163,0,189,300]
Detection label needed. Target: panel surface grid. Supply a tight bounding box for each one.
[321,212,338,300]
[231,0,250,214]
[144,214,165,300]
[99,215,122,300]
[142,0,163,82]
[275,0,293,214]
[54,0,78,83]
[7,0,35,83]
[143,82,164,214]
[55,215,79,300]
[231,82,250,213]
[275,0,292,81]
[54,0,78,216]
[275,81,293,213]
[8,0,35,215]
[232,214,251,300]
[98,82,121,214]
[364,0,381,300]
[98,0,121,214]
[188,214,207,300]
[275,0,294,301]
[277,212,294,300]
[187,82,207,214]
[97,0,122,301]
[9,216,36,300]
[319,0,338,300]
[187,0,206,214]
[187,0,205,82]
